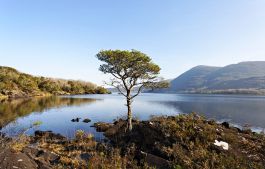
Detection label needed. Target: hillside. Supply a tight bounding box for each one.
[170,66,221,91]
[165,61,265,94]
[0,66,109,98]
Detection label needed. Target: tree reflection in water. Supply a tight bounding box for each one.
[0,97,98,128]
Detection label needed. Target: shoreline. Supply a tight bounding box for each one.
[0,92,111,100]
[1,114,264,169]
[147,91,265,96]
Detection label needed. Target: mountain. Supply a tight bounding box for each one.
[170,66,221,91]
[165,61,265,94]
[0,66,109,98]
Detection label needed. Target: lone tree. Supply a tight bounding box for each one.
[96,49,169,131]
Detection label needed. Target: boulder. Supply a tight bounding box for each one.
[34,131,66,140]
[140,151,171,169]
[0,149,39,169]
[221,122,230,128]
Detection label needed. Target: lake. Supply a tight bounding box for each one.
[1,93,265,140]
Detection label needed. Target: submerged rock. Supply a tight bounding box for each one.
[83,119,91,123]
[71,118,81,122]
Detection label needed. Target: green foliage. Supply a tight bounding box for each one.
[96,86,110,94]
[96,49,167,94]
[0,66,109,98]
[97,49,160,80]
[38,80,60,93]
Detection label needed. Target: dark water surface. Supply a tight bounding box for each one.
[1,93,265,139]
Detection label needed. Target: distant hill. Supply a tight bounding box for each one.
[162,61,265,95]
[0,66,109,98]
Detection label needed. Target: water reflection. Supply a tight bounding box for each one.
[0,97,98,128]
[1,94,265,139]
[148,94,265,129]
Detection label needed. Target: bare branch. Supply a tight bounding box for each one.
[104,80,127,97]
[115,86,127,97]
[131,84,144,99]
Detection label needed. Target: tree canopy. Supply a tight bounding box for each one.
[97,49,164,97]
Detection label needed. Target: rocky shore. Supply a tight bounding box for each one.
[1,113,265,169]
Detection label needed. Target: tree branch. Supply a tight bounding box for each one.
[115,86,127,97]
[110,72,121,80]
[131,84,144,99]
[104,80,127,97]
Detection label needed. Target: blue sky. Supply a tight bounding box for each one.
[0,0,265,85]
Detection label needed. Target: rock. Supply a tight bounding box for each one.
[34,130,66,140]
[92,122,114,132]
[83,118,91,123]
[37,150,60,163]
[76,153,91,161]
[0,149,38,169]
[140,151,171,169]
[214,140,229,150]
[71,118,81,122]
[221,122,230,128]
[22,147,40,157]
[35,159,52,169]
[22,147,60,165]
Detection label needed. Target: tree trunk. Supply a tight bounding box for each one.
[127,98,132,131]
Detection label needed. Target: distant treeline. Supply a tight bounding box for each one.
[0,66,109,98]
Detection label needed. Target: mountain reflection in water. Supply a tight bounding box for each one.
[1,93,265,139]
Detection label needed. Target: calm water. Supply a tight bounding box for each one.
[1,93,265,139]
